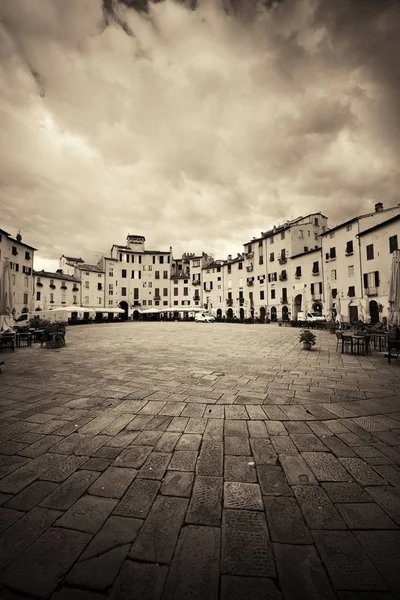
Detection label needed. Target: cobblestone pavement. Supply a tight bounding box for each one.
[0,322,399,600]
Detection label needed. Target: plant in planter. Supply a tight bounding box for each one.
[42,322,67,349]
[299,329,316,350]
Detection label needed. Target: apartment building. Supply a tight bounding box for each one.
[290,248,324,319]
[202,260,224,315]
[321,203,400,323]
[74,263,105,308]
[170,254,191,311]
[34,270,81,310]
[0,229,35,316]
[357,213,399,323]
[59,255,84,276]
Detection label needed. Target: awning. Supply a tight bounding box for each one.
[94,307,125,314]
[48,306,96,314]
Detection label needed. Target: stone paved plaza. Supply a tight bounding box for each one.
[0,322,400,600]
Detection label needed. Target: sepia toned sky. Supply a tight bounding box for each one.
[1,0,399,272]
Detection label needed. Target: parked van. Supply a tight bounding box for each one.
[297,311,325,322]
[14,309,70,327]
[194,312,216,323]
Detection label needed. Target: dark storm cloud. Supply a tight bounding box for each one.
[0,0,399,271]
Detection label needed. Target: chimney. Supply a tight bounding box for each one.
[16,231,22,242]
[375,202,383,212]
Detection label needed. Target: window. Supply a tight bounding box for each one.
[363,271,380,289]
[139,255,142,264]
[271,289,276,299]
[295,266,301,278]
[173,300,178,306]
[84,296,89,304]
[50,293,54,302]
[331,269,337,281]
[332,288,337,299]
[299,230,303,239]
[389,235,398,253]
[348,265,354,277]
[148,265,152,272]
[348,286,355,297]
[138,271,141,279]
[148,282,152,288]
[163,270,168,279]
[25,251,31,260]
[314,217,319,226]
[329,247,336,259]
[270,253,274,262]
[85,281,89,289]
[238,262,243,270]
[346,240,353,255]
[163,301,168,306]
[73,296,78,304]
[310,283,315,295]
[143,300,147,306]
[329,232,335,239]
[36,278,41,284]
[184,279,188,284]
[148,300,152,306]
[109,300,113,306]
[152,256,156,264]
[24,276,28,288]
[122,269,127,278]
[159,255,164,264]
[109,269,113,277]
[155,271,160,279]
[36,292,41,301]
[227,265,231,274]
[12,246,18,256]
[183,287,188,296]
[304,246,309,252]
[121,287,127,296]
[282,288,288,303]
[258,240,262,247]
[280,231,285,240]
[312,261,319,274]
[98,297,102,304]
[50,279,54,285]
[97,283,102,290]
[260,291,265,300]
[109,283,113,295]
[155,288,160,298]
[174,287,178,296]
[193,260,200,267]
[163,288,168,297]
[270,236,274,244]
[259,256,264,265]
[366,244,374,260]
[346,224,352,232]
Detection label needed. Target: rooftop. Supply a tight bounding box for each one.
[34,270,81,283]
[320,203,400,237]
[356,213,400,238]
[75,263,104,273]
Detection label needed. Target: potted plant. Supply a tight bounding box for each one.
[43,322,67,349]
[299,329,316,350]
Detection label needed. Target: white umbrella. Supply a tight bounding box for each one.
[388,250,400,327]
[358,300,364,322]
[326,284,334,321]
[335,292,342,323]
[363,295,370,324]
[0,259,14,332]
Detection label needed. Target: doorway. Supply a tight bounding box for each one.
[349,305,359,323]
[294,294,302,320]
[239,308,245,320]
[271,307,277,322]
[119,301,128,320]
[260,307,266,323]
[369,300,379,324]
[282,306,289,321]
[227,308,233,320]
[217,309,222,319]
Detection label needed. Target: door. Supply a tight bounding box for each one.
[260,307,266,323]
[271,307,277,322]
[369,300,379,324]
[119,301,128,320]
[227,308,233,320]
[239,308,245,320]
[282,306,289,321]
[349,305,359,323]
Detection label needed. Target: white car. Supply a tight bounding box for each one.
[195,312,216,322]
[297,311,326,322]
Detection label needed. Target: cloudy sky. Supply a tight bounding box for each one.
[1,0,399,272]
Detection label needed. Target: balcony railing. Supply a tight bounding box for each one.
[278,257,287,264]
[247,280,254,286]
[238,299,245,306]
[50,284,56,289]
[36,282,43,287]
[294,274,301,279]
[154,295,161,301]
[72,286,79,291]
[192,280,201,286]
[246,265,253,272]
[312,270,320,276]
[366,286,378,297]
[312,294,322,301]
[193,296,200,301]
[280,298,288,304]
[226,299,233,306]
[61,285,67,290]
[279,274,287,281]
[345,250,354,256]
[245,251,254,259]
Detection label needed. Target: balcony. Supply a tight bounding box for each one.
[204,287,212,293]
[294,275,301,279]
[280,297,288,305]
[154,295,161,301]
[61,285,67,290]
[312,270,320,276]
[72,286,79,291]
[366,287,378,297]
[345,250,354,256]
[245,251,254,259]
[279,274,287,281]
[238,298,245,306]
[226,298,233,306]
[312,294,322,301]
[247,279,254,286]
[36,282,43,287]
[50,284,56,289]
[192,280,201,286]
[278,256,287,265]
[246,265,253,272]
[193,296,200,301]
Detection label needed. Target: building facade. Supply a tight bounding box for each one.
[0,229,35,316]
[34,270,81,310]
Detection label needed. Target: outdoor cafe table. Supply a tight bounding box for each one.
[341,332,371,356]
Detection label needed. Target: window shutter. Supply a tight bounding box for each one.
[319,282,323,294]
[363,273,368,288]
[311,283,314,295]
[374,271,380,287]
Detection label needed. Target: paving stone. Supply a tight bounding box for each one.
[271,436,298,454]
[161,470,194,497]
[113,445,152,468]
[196,440,223,476]
[55,495,117,533]
[140,401,167,415]
[221,575,282,600]
[222,509,275,577]
[50,588,105,600]
[67,545,130,590]
[1,527,91,598]
[313,530,386,591]
[181,404,205,418]
[372,465,400,488]
[88,467,137,498]
[365,486,400,525]
[225,436,251,455]
[184,418,206,434]
[92,446,122,459]
[108,431,139,448]
[167,416,189,432]
[293,485,347,529]
[257,465,292,496]
[246,405,267,420]
[125,414,153,430]
[78,415,118,435]
[224,420,248,437]
[291,433,327,452]
[279,454,317,485]
[322,435,357,458]
[263,406,289,420]
[113,478,160,518]
[137,452,171,479]
[338,432,365,447]
[0,508,23,534]
[5,480,58,512]
[130,496,188,563]
[336,503,397,529]
[0,441,28,455]
[40,455,88,482]
[322,482,373,503]
[154,431,180,452]
[48,434,91,455]
[41,471,100,510]
[303,452,350,482]
[264,496,313,544]
[340,458,388,486]
[186,476,223,526]
[80,515,142,561]
[162,525,220,600]
[224,455,257,483]
[274,543,335,600]
[175,433,202,451]
[205,405,224,419]
[79,457,111,472]
[225,405,248,419]
[168,450,198,471]
[266,421,287,436]
[109,560,168,600]
[0,453,65,494]
[250,438,277,465]
[131,430,163,446]
[0,493,13,506]
[100,414,135,435]
[355,531,400,594]
[285,422,312,434]
[203,419,224,440]
[11,432,44,444]
[74,435,109,456]
[247,420,268,438]
[224,482,263,511]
